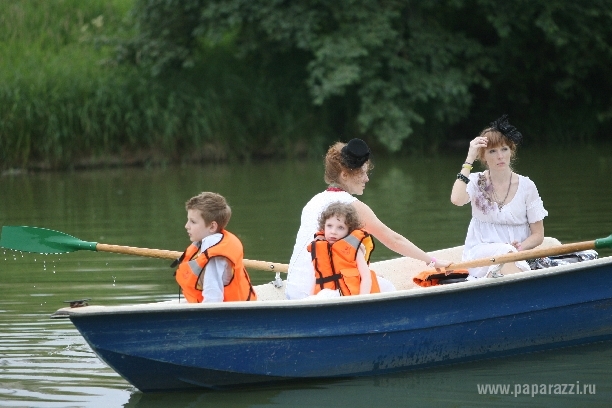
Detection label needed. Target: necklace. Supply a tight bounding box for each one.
[491,172,512,209]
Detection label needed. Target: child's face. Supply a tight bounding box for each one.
[324,215,349,244]
[185,209,218,242]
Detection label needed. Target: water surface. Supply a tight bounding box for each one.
[1,146,611,407]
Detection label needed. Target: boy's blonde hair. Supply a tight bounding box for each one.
[185,192,231,230]
[317,202,363,233]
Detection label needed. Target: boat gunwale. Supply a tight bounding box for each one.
[57,255,612,317]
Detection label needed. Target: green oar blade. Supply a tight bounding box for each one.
[0,226,97,254]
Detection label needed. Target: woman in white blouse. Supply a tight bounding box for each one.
[286,139,452,300]
[451,115,548,279]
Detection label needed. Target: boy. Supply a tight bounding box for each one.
[173,192,257,303]
[308,201,381,296]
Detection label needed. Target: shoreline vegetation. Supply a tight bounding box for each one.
[1,0,611,172]
[0,0,327,171]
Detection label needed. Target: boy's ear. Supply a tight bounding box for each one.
[208,221,219,233]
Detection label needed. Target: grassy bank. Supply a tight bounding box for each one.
[0,0,326,170]
[3,0,610,171]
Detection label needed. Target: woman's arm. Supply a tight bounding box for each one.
[356,247,372,294]
[451,136,487,206]
[352,200,450,268]
[450,178,471,206]
[512,220,544,251]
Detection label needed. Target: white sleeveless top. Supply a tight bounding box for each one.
[286,190,357,299]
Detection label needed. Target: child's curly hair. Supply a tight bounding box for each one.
[317,202,363,233]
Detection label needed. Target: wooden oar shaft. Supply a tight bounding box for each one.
[96,243,182,259]
[95,243,289,272]
[447,240,596,270]
[241,259,289,273]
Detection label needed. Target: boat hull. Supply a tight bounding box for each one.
[65,258,612,392]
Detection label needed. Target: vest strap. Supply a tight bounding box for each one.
[315,275,341,285]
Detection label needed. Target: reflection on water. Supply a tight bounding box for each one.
[124,341,612,408]
[0,146,611,407]
[0,310,133,407]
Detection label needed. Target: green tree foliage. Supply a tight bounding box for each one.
[464,0,612,144]
[2,0,611,170]
[118,0,612,151]
[0,0,323,169]
[119,0,492,151]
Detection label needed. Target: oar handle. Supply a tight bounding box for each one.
[95,243,289,272]
[447,240,597,271]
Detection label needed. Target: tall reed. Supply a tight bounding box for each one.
[0,0,327,169]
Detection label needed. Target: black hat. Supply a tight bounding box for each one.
[490,114,522,145]
[341,139,371,169]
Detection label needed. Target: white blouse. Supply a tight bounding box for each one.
[286,190,357,299]
[463,172,548,278]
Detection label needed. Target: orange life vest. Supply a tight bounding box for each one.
[174,230,257,303]
[308,229,381,296]
[413,269,469,287]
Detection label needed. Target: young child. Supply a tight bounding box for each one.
[308,201,381,296]
[173,192,257,303]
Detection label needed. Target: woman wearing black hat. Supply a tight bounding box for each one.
[286,139,452,300]
[450,115,548,280]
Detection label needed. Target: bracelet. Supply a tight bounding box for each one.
[427,257,436,268]
[456,173,470,184]
[464,161,473,165]
[462,163,473,171]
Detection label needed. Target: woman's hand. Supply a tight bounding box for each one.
[430,259,456,276]
[467,136,488,163]
[429,257,453,275]
[509,221,544,252]
[434,258,452,269]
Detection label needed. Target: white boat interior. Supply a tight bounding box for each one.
[254,237,564,301]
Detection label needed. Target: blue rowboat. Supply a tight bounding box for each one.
[53,241,612,392]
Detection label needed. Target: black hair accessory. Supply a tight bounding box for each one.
[341,139,371,169]
[490,114,522,145]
